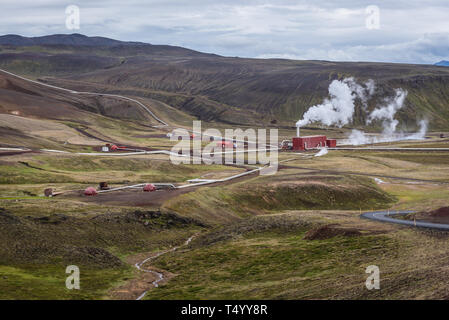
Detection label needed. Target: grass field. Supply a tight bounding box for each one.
[141,209,449,299]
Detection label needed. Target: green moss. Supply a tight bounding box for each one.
[0,264,131,300]
[144,227,396,299]
[0,165,74,184]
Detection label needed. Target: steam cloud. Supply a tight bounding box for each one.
[347,119,428,145]
[296,78,373,128]
[296,78,428,145]
[314,148,329,157]
[367,88,407,135]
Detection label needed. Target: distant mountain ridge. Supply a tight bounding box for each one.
[0,33,211,59]
[0,33,140,46]
[435,60,449,66]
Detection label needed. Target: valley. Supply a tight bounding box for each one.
[1,34,449,300]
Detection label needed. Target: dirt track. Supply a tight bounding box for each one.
[0,68,169,127]
[74,188,192,207]
[409,207,449,224]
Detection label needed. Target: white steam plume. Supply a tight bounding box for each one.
[314,148,329,157]
[296,77,428,146]
[347,129,370,145]
[296,77,372,128]
[406,119,428,140]
[346,119,428,145]
[367,88,407,135]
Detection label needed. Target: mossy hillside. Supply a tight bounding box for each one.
[144,214,397,299]
[0,207,202,299]
[0,156,242,185]
[165,174,396,224]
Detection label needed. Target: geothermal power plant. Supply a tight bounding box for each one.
[283,125,336,151]
[292,135,337,151]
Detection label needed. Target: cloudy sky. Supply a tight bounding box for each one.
[1,0,449,64]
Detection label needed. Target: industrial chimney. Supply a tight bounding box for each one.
[296,126,300,137]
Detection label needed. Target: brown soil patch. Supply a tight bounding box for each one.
[66,188,191,207]
[303,224,362,240]
[412,207,449,224]
[0,150,32,157]
[428,207,449,217]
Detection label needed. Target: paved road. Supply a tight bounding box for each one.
[361,210,449,230]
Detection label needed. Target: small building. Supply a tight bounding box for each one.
[84,187,98,196]
[99,182,110,190]
[143,184,156,192]
[326,139,337,148]
[101,146,109,152]
[44,188,53,197]
[292,135,327,151]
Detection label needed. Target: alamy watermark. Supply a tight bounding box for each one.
[169,121,278,175]
[65,5,80,30]
[66,265,80,290]
[365,265,380,290]
[365,5,380,30]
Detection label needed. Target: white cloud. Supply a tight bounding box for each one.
[0,0,448,63]
[259,33,449,63]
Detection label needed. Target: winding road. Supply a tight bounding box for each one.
[0,68,169,127]
[361,210,449,230]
